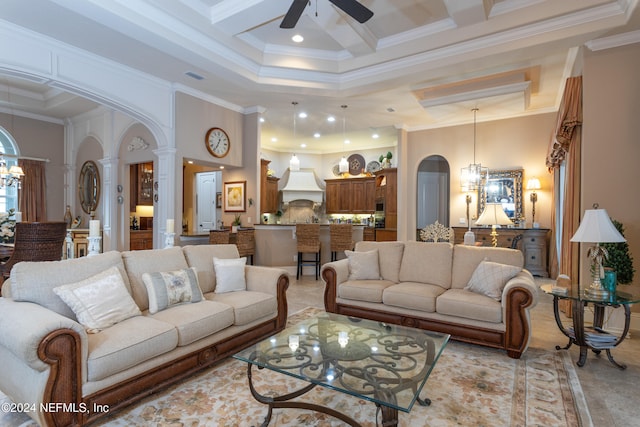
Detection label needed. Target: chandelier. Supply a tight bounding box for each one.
[460,108,487,192]
[0,156,24,188]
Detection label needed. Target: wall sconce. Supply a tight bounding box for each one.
[526,177,541,227]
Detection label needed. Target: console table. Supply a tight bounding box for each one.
[541,284,640,369]
[453,227,549,277]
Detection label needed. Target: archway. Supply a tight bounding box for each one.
[416,155,450,237]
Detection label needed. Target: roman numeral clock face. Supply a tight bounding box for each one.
[205,127,230,158]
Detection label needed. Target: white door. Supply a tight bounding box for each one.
[196,172,217,233]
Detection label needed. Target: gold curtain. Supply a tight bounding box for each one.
[546,76,582,315]
[18,159,47,222]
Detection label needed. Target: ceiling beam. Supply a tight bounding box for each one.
[442,0,489,27]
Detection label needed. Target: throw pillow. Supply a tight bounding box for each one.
[142,267,203,314]
[345,249,381,280]
[465,260,521,300]
[213,257,247,293]
[53,266,141,333]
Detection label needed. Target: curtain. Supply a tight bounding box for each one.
[18,159,47,222]
[546,76,582,315]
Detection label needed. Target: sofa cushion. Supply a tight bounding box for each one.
[142,267,203,314]
[207,291,277,326]
[338,279,396,303]
[182,244,240,293]
[53,266,141,333]
[122,247,189,311]
[87,315,178,382]
[345,249,380,280]
[354,241,404,283]
[148,300,234,346]
[10,251,130,320]
[213,257,247,293]
[382,282,447,312]
[399,242,453,289]
[436,289,502,323]
[465,260,521,300]
[451,245,524,289]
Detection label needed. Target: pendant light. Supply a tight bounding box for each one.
[338,105,349,174]
[460,108,487,191]
[289,101,300,171]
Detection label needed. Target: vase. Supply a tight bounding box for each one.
[64,205,73,229]
[603,268,617,294]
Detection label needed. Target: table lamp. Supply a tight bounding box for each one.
[476,203,513,247]
[570,204,625,298]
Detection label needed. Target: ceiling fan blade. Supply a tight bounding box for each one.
[328,0,374,23]
[280,0,309,29]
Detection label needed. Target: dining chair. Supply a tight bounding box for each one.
[329,223,354,261]
[296,223,321,280]
[235,228,256,265]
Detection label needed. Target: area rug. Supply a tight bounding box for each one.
[0,307,592,427]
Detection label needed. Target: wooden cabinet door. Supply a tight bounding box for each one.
[350,178,376,213]
[326,180,351,213]
[266,178,279,213]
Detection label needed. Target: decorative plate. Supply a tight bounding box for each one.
[332,165,342,177]
[347,154,366,175]
[366,160,381,173]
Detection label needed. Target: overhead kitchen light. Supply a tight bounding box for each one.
[290,101,300,171]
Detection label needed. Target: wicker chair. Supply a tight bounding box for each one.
[296,223,321,280]
[235,228,255,265]
[209,229,230,244]
[329,223,354,261]
[0,222,67,282]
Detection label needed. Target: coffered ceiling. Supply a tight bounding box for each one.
[0,0,639,154]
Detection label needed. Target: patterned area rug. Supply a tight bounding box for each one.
[1,307,592,427]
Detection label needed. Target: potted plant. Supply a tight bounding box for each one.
[232,214,241,233]
[379,151,393,168]
[603,219,635,286]
[275,210,283,224]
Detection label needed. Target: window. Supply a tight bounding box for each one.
[0,127,20,212]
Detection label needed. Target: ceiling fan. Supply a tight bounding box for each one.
[280,0,374,29]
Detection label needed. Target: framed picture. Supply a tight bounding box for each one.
[223,181,246,212]
[216,192,222,208]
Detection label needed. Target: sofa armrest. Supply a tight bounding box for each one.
[0,298,87,372]
[321,259,350,312]
[245,266,289,329]
[500,269,538,358]
[502,269,538,308]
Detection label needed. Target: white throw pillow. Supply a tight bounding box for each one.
[213,257,247,293]
[142,267,203,314]
[345,249,381,280]
[465,260,521,300]
[53,266,141,333]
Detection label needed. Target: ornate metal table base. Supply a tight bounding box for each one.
[246,362,427,427]
[550,296,631,370]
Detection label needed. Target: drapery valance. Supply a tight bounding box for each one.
[546,76,583,169]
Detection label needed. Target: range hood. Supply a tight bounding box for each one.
[280,169,325,204]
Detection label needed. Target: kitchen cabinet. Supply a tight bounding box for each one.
[325,177,375,214]
[374,168,397,240]
[130,230,153,250]
[452,227,550,277]
[260,159,280,214]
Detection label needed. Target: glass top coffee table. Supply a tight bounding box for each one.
[233,312,450,427]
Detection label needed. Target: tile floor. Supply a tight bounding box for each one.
[288,274,640,426]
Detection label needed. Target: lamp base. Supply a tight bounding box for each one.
[585,277,609,299]
[463,230,475,245]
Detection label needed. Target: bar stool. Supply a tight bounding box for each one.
[209,229,230,244]
[296,223,321,280]
[235,228,255,265]
[330,223,354,261]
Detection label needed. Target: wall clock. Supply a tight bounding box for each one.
[205,127,230,158]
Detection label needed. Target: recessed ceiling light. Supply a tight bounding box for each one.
[298,111,307,118]
[344,139,350,144]
[271,137,278,142]
[259,117,265,123]
[187,160,194,164]
[313,132,320,138]
[372,133,379,139]
[219,166,224,169]
[327,116,336,122]
[292,34,304,43]
[300,143,306,148]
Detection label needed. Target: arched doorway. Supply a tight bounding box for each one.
[416,155,450,237]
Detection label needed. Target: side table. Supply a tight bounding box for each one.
[541,284,640,369]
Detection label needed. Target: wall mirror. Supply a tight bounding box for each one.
[478,168,523,222]
[79,160,101,214]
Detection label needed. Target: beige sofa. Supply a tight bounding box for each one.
[321,241,538,359]
[0,244,289,426]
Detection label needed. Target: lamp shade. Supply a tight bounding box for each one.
[476,203,512,226]
[339,156,349,173]
[570,208,625,243]
[526,177,541,190]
